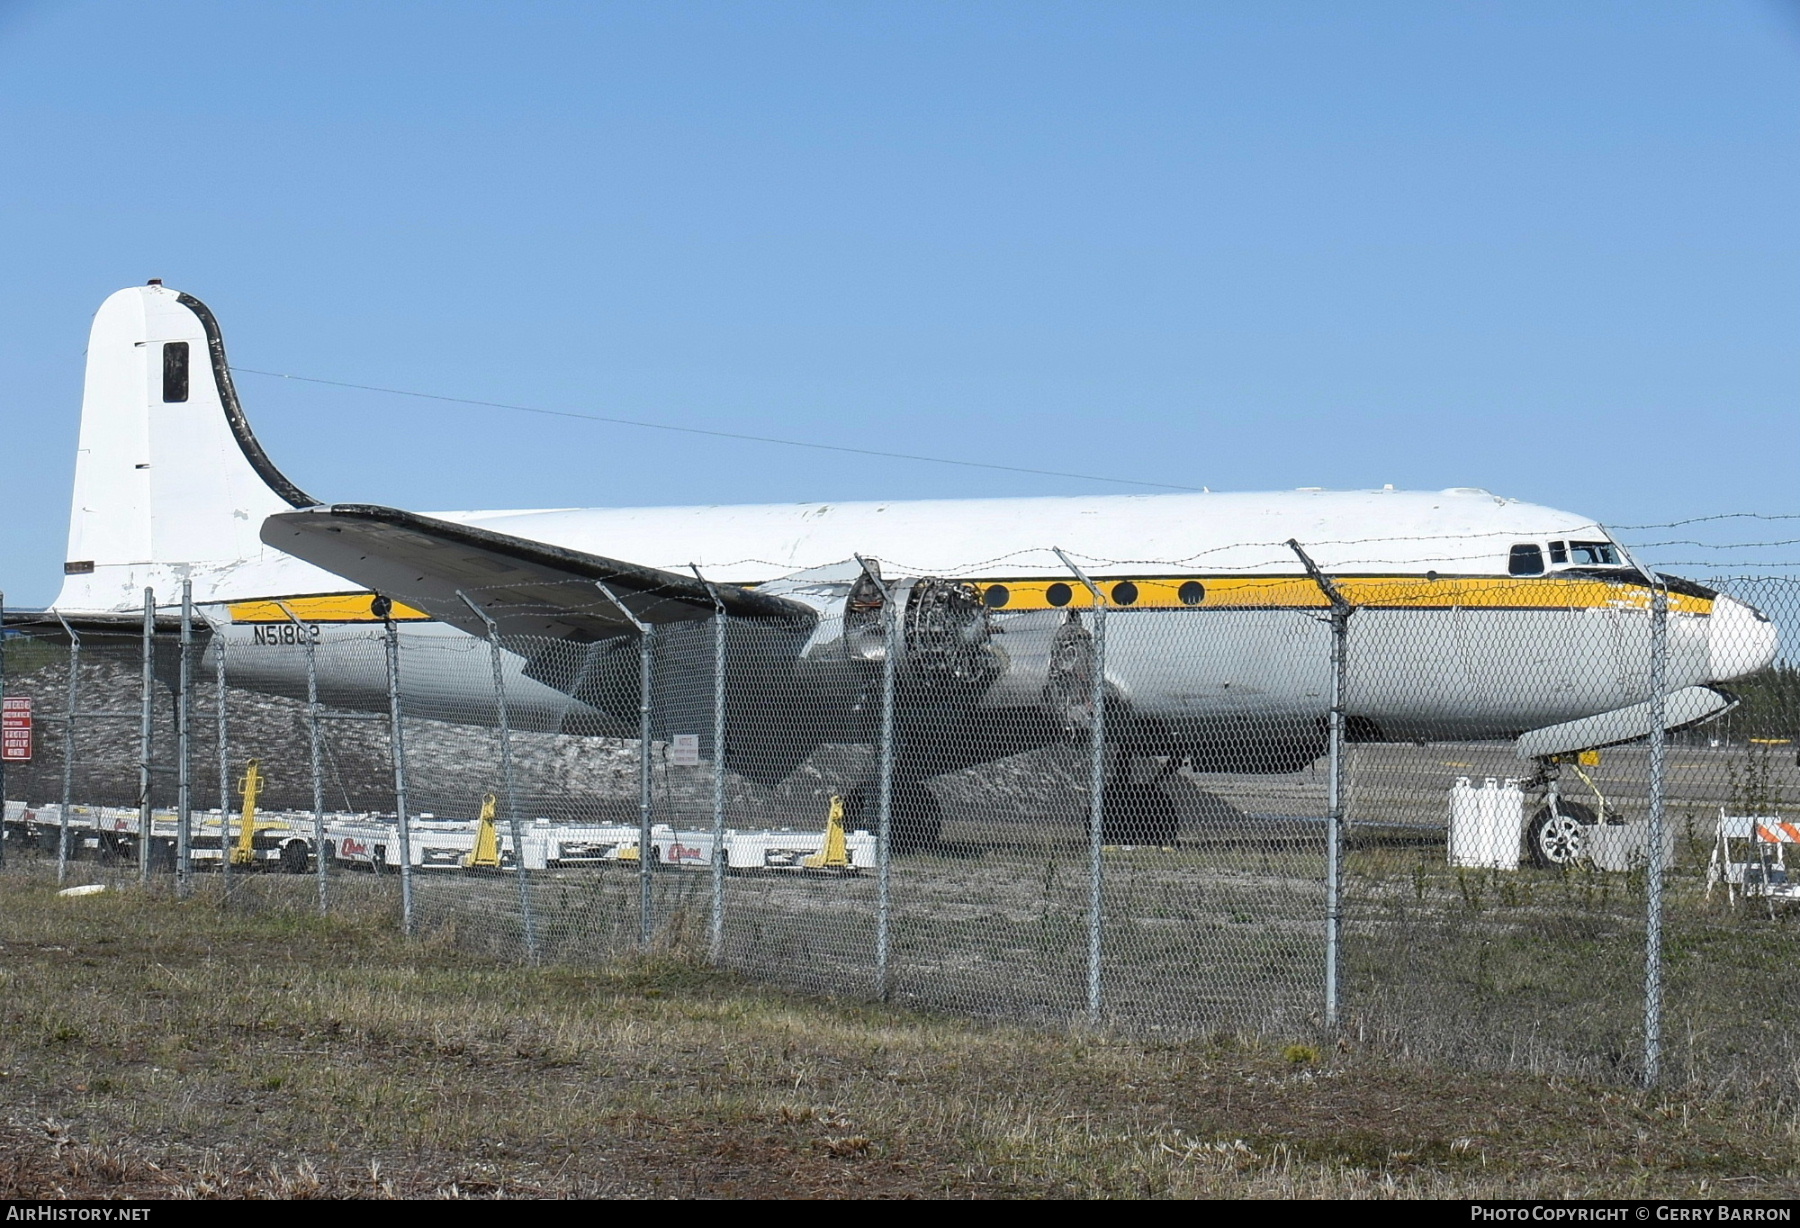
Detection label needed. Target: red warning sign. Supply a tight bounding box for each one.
[2,696,32,762]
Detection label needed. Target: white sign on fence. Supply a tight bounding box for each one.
[1,696,30,762]
[668,733,701,767]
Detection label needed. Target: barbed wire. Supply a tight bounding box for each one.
[1611,513,1800,530]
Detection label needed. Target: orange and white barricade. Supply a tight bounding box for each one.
[1707,811,1800,904]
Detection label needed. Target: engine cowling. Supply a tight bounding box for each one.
[844,572,999,692]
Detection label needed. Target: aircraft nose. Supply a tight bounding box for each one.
[1708,594,1778,683]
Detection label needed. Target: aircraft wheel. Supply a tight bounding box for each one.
[279,840,311,875]
[1527,801,1597,868]
[1101,782,1181,846]
[891,782,943,854]
[843,782,943,854]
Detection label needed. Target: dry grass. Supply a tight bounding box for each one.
[1,865,1797,1199]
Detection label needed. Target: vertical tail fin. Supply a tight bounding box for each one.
[55,284,329,612]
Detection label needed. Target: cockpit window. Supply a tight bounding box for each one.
[1566,541,1619,566]
[1508,544,1545,576]
[1548,541,1568,565]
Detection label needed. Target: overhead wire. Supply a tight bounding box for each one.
[231,368,1800,535]
[230,367,1206,494]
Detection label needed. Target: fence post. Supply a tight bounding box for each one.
[279,603,328,914]
[1289,540,1351,1031]
[688,568,729,966]
[712,609,728,962]
[1054,548,1108,1022]
[383,614,415,936]
[852,557,898,1001]
[0,590,6,871]
[595,583,656,948]
[176,581,192,897]
[138,588,155,886]
[1644,582,1669,1087]
[215,629,231,892]
[457,593,537,963]
[638,629,654,946]
[53,613,80,885]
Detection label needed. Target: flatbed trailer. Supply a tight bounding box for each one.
[5,801,876,876]
[3,800,304,869]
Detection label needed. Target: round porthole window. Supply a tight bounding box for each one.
[1046,582,1073,607]
[1111,581,1138,606]
[983,584,1010,608]
[1178,581,1205,606]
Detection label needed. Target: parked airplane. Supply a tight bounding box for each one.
[33,283,1781,849]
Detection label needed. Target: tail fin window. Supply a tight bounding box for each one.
[162,342,190,403]
[1508,544,1545,576]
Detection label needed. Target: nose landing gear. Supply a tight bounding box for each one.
[1526,799,1598,868]
[1522,751,1618,868]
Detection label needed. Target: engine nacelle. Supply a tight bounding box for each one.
[843,571,1000,692]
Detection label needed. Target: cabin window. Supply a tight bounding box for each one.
[162,342,189,403]
[1508,544,1545,576]
[1567,541,1619,566]
[1046,582,1073,607]
[1548,541,1568,565]
[1178,581,1206,606]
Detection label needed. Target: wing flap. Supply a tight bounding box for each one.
[261,504,810,641]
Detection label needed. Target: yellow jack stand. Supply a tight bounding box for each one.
[803,795,851,870]
[230,759,264,867]
[466,794,501,870]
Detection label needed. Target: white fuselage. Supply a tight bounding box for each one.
[43,284,1780,777]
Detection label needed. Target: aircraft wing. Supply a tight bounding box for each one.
[261,504,812,642]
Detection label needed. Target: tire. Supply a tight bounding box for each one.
[279,840,311,875]
[372,846,388,875]
[1527,801,1597,868]
[891,781,943,853]
[842,781,944,854]
[1101,782,1181,847]
[150,838,177,875]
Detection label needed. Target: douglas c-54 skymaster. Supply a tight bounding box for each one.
[35,283,1779,851]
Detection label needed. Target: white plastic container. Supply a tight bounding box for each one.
[1586,822,1678,873]
[1448,776,1524,870]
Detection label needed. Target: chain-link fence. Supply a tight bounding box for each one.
[8,547,1800,1091]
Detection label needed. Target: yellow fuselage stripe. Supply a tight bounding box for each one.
[230,576,1712,623]
[968,575,1711,614]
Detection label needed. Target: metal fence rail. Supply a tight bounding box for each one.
[7,550,1800,1091]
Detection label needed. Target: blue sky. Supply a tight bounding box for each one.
[2,1,1797,604]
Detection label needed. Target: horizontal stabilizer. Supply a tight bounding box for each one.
[262,504,812,642]
[1514,686,1738,760]
[5,610,188,640]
